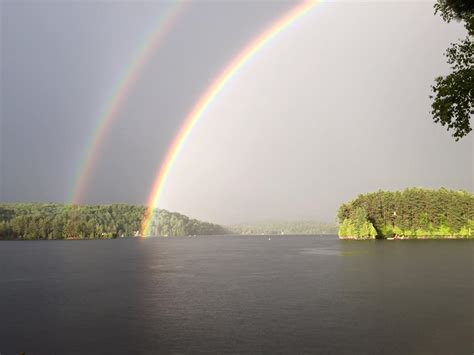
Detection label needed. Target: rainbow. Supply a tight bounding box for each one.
[141,0,319,236]
[71,1,186,204]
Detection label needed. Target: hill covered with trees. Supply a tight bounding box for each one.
[230,221,337,235]
[337,188,474,239]
[0,203,228,240]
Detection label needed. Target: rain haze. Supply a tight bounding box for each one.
[1,0,472,225]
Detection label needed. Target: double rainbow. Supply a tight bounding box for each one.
[140,0,319,236]
[71,1,186,204]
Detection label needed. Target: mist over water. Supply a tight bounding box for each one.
[1,236,472,354]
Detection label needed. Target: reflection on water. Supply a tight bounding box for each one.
[0,236,472,354]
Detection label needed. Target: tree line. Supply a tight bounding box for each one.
[0,203,228,240]
[230,221,337,235]
[337,188,474,239]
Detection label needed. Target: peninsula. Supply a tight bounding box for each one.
[337,188,473,239]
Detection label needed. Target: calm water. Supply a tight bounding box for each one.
[0,236,472,354]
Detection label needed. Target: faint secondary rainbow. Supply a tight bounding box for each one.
[141,0,320,236]
[70,1,186,204]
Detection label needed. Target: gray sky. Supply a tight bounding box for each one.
[1,0,472,224]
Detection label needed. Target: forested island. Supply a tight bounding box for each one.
[337,188,474,239]
[230,221,337,235]
[0,203,228,240]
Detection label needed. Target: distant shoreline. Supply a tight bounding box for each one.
[0,234,339,241]
[3,234,474,241]
[339,236,473,240]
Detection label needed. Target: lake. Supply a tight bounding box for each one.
[0,236,472,354]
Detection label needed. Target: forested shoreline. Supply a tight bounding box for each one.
[0,203,337,240]
[230,221,337,235]
[0,203,228,240]
[3,188,473,241]
[337,188,474,239]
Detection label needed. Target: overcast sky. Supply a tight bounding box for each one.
[1,0,472,224]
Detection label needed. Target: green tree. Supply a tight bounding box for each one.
[337,207,377,239]
[338,188,474,239]
[431,0,473,140]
